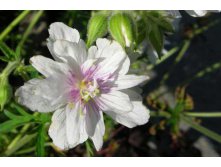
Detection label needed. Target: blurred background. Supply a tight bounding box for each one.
[0,11,221,157]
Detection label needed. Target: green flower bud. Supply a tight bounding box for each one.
[87,13,108,47]
[109,13,135,48]
[0,74,12,111]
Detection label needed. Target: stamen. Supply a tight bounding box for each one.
[79,79,100,103]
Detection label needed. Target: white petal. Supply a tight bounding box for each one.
[93,51,127,80]
[105,89,149,128]
[121,89,142,101]
[48,107,69,150]
[30,55,70,77]
[113,74,149,90]
[90,111,105,151]
[88,46,98,59]
[52,40,87,66]
[81,58,97,74]
[48,22,80,42]
[15,78,67,112]
[95,38,130,76]
[186,10,208,17]
[118,56,130,75]
[66,102,88,147]
[105,101,150,128]
[96,90,133,114]
[84,103,105,150]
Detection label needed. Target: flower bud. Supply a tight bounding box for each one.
[87,13,108,47]
[109,13,135,48]
[0,74,12,111]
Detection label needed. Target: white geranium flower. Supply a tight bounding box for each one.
[15,22,150,151]
[166,10,220,18]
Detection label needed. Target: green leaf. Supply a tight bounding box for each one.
[5,133,37,156]
[136,18,148,45]
[36,124,46,157]
[3,110,19,120]
[147,14,174,33]
[182,116,221,143]
[157,17,174,33]
[10,102,32,117]
[0,116,33,133]
[87,13,108,47]
[0,56,10,62]
[148,23,164,58]
[0,41,15,60]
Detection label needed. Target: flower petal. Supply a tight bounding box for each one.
[52,40,87,66]
[48,107,69,150]
[113,74,149,90]
[96,90,133,114]
[105,101,150,128]
[186,10,207,17]
[92,51,127,80]
[88,46,98,59]
[16,72,69,112]
[84,103,105,150]
[48,22,80,42]
[65,102,88,147]
[90,111,105,151]
[95,38,130,75]
[15,78,67,112]
[30,55,70,77]
[105,89,149,128]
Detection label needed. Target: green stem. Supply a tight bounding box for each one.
[150,111,171,118]
[179,61,221,87]
[85,140,94,157]
[7,112,38,151]
[0,11,30,41]
[7,123,31,150]
[148,46,179,71]
[184,112,221,118]
[181,115,221,143]
[1,61,19,77]
[160,40,191,85]
[17,11,44,50]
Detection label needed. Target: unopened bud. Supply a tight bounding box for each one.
[109,13,135,48]
[87,13,108,47]
[0,74,12,111]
